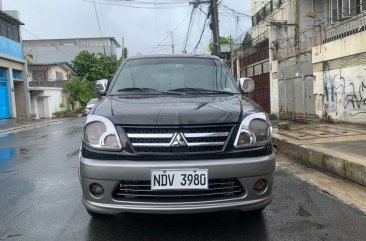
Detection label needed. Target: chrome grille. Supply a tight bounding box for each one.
[113,178,245,202]
[124,125,234,153]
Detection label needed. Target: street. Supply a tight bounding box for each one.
[0,118,365,241]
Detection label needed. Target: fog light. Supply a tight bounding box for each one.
[90,183,104,195]
[254,179,267,192]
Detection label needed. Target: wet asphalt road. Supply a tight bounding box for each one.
[0,118,365,241]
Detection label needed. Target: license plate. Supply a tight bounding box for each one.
[151,169,208,190]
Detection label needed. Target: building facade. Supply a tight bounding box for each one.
[23,37,121,64]
[235,0,366,123]
[271,0,366,123]
[311,0,366,122]
[0,10,31,119]
[28,62,79,119]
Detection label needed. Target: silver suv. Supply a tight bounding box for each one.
[78,55,275,216]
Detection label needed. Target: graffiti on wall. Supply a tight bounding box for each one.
[324,65,366,116]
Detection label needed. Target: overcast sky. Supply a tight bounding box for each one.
[3,0,251,57]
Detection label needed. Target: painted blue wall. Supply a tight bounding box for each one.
[0,36,23,59]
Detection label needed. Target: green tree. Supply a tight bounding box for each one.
[122,47,128,60]
[208,36,232,53]
[72,51,120,82]
[65,77,95,108]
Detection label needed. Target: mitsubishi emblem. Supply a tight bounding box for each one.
[170,133,188,147]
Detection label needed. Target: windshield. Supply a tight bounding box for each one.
[109,57,239,95]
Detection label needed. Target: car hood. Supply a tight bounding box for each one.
[92,95,263,126]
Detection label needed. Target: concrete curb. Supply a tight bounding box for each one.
[0,118,73,134]
[273,137,366,187]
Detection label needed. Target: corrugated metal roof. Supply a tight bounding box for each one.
[0,11,24,25]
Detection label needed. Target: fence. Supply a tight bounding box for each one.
[29,80,66,88]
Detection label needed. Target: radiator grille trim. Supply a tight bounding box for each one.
[112,178,245,202]
[124,125,234,154]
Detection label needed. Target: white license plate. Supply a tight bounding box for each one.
[151,169,208,190]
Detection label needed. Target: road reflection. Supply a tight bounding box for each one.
[86,210,269,241]
[0,148,14,165]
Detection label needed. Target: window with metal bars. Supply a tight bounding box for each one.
[331,0,363,23]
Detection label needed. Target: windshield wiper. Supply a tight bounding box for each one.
[168,88,239,95]
[116,87,185,95]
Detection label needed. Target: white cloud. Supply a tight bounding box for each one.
[4,0,251,56]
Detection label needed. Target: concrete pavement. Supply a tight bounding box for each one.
[272,121,366,187]
[0,118,74,134]
[2,117,365,187]
[1,118,366,241]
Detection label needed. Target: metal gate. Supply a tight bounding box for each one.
[248,73,270,113]
[278,76,317,122]
[0,77,10,119]
[241,48,271,113]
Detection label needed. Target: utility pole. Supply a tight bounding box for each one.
[121,37,125,61]
[159,31,175,54]
[169,31,174,54]
[211,0,220,56]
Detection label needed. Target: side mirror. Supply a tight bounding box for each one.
[95,79,108,95]
[239,77,255,93]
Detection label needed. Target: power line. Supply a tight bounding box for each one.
[92,0,106,54]
[154,0,160,42]
[182,5,198,53]
[82,0,190,9]
[148,12,192,54]
[220,4,250,17]
[192,14,209,54]
[92,0,103,37]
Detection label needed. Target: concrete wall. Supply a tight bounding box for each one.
[30,88,65,118]
[29,64,75,118]
[268,0,320,120]
[29,65,69,81]
[14,81,26,117]
[0,36,23,59]
[0,60,31,119]
[312,31,366,123]
[49,65,66,80]
[251,0,288,45]
[23,39,119,63]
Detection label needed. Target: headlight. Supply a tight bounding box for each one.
[82,115,122,151]
[234,113,272,148]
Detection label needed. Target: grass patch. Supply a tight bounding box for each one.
[52,110,80,118]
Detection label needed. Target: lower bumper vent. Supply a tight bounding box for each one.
[113,178,245,202]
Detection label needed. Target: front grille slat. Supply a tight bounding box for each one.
[115,190,243,198]
[113,178,245,202]
[124,125,234,154]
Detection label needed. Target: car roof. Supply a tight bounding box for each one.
[125,54,221,61]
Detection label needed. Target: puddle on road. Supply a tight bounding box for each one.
[18,148,29,155]
[0,148,15,167]
[0,132,13,138]
[66,149,79,158]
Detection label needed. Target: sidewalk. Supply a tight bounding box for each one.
[0,118,71,134]
[272,120,366,187]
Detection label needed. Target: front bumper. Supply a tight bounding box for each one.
[79,154,275,214]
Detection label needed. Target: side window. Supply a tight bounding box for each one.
[0,21,6,37]
[331,0,360,22]
[360,0,366,11]
[56,71,64,81]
